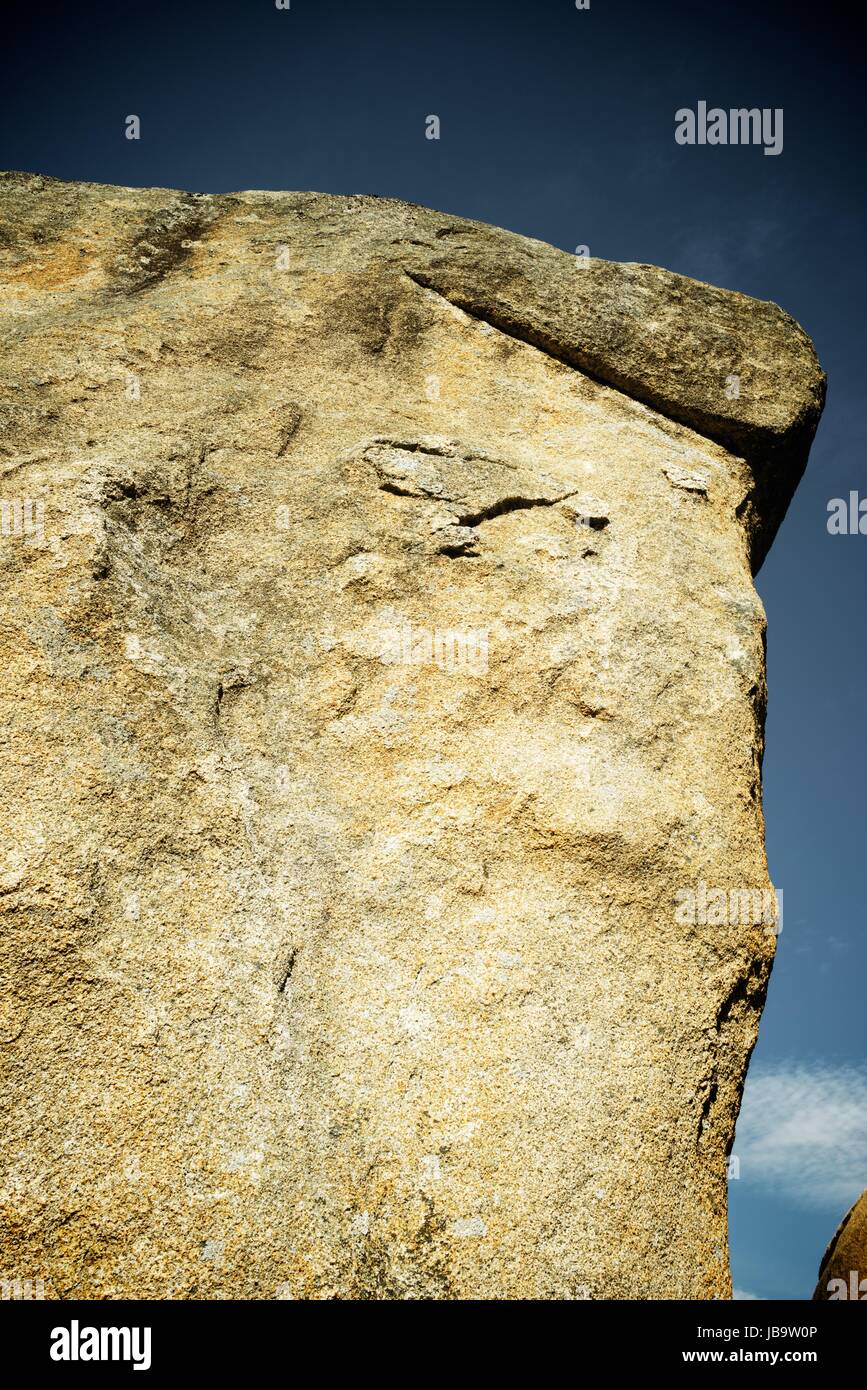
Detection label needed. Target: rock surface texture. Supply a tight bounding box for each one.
[0,172,825,1299]
[813,1190,867,1299]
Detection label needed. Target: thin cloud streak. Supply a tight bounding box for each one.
[735,1063,867,1209]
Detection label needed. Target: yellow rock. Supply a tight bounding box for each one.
[0,172,824,1299]
[814,1191,867,1300]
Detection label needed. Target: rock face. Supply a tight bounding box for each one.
[0,172,824,1300]
[814,1191,867,1300]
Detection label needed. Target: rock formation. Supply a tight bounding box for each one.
[0,172,825,1299]
[814,1190,867,1299]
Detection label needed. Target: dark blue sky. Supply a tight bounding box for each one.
[3,0,865,1300]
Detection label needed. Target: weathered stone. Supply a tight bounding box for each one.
[0,172,824,1299]
[813,1191,867,1300]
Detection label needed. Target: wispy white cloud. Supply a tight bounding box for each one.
[733,1288,761,1300]
[734,1062,867,1209]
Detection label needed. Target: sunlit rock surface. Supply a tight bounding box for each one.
[0,172,824,1298]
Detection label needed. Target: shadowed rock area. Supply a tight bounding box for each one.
[0,172,824,1299]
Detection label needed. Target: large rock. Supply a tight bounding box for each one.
[0,172,824,1299]
[814,1191,867,1300]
